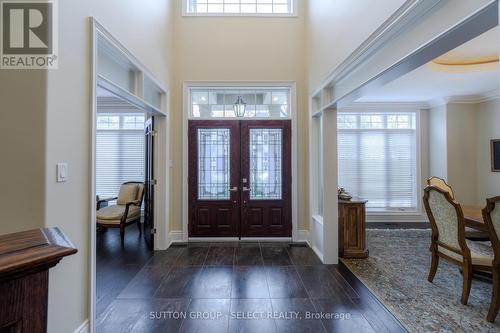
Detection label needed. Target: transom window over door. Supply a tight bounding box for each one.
[337,111,418,212]
[190,87,291,119]
[185,0,295,16]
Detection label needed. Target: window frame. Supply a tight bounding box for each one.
[337,108,423,215]
[182,0,298,17]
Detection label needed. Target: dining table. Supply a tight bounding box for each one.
[462,205,489,233]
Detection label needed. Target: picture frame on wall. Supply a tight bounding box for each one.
[492,139,500,172]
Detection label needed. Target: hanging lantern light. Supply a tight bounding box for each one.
[233,95,246,118]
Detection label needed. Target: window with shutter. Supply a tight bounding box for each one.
[96,113,145,200]
[338,111,418,212]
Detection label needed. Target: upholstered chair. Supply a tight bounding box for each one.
[423,186,493,305]
[482,196,500,322]
[96,182,145,245]
[427,176,455,199]
[427,177,489,241]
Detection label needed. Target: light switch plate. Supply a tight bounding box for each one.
[56,163,68,182]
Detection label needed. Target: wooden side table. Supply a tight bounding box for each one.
[338,198,369,259]
[0,228,77,333]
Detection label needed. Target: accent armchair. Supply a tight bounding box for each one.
[482,196,500,322]
[423,186,493,305]
[96,182,145,245]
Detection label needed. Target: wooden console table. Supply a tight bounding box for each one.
[0,228,77,333]
[338,198,369,259]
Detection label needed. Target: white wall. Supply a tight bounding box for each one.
[43,1,174,332]
[170,1,309,232]
[477,99,500,202]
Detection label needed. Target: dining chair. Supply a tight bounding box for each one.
[423,186,493,305]
[96,182,145,246]
[427,177,489,241]
[427,176,455,199]
[482,196,500,322]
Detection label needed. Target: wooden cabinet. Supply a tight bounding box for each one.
[338,199,369,259]
[0,228,77,333]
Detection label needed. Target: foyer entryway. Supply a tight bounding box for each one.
[188,120,292,238]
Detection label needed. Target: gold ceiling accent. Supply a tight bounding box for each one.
[432,56,499,66]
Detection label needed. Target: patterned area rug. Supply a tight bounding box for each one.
[342,229,499,333]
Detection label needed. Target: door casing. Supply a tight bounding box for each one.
[182,82,298,242]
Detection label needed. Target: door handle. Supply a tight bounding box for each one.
[229,187,239,192]
[242,187,251,192]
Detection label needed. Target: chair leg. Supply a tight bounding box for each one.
[137,220,142,234]
[120,224,125,246]
[487,268,500,322]
[461,262,472,305]
[428,252,439,282]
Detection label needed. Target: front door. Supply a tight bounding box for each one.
[188,120,292,238]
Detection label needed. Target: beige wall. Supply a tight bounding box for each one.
[477,99,500,202]
[306,0,406,91]
[446,103,478,205]
[0,71,47,235]
[170,1,309,232]
[428,100,500,206]
[44,1,174,331]
[428,104,448,180]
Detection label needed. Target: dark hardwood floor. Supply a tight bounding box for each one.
[96,229,406,333]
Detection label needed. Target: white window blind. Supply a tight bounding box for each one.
[96,113,145,199]
[185,0,295,15]
[338,111,418,212]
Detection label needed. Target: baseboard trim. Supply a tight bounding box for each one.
[73,320,89,333]
[168,230,311,247]
[310,244,324,263]
[168,230,183,247]
[188,237,238,242]
[296,229,310,244]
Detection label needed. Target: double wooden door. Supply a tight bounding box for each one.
[188,120,291,238]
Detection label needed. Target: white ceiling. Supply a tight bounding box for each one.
[357,27,499,104]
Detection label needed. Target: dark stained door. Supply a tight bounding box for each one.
[144,117,154,249]
[189,120,241,237]
[188,120,292,238]
[240,120,292,237]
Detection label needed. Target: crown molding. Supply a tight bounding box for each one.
[427,89,500,108]
[311,0,445,96]
[346,89,499,110]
